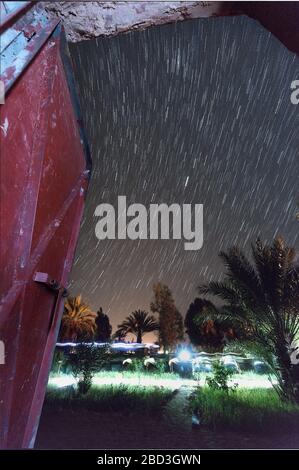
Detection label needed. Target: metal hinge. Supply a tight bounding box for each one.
[33,272,68,297]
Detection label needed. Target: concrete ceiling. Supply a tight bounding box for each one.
[44,1,299,55]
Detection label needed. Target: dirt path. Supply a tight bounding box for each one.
[164,385,192,431]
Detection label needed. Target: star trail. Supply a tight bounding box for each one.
[68,15,299,338]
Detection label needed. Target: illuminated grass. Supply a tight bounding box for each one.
[49,370,276,390]
[94,370,181,380]
[190,387,299,432]
[45,384,174,415]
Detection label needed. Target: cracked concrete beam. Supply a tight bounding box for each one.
[44,1,299,55]
[44,1,238,42]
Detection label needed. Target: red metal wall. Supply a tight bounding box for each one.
[0,26,90,448]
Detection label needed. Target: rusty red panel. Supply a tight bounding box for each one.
[0,9,90,448]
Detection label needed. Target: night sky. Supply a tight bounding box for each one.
[69,16,299,341]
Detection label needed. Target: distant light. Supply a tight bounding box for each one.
[56,342,160,350]
[56,342,108,348]
[111,342,144,350]
[111,342,159,350]
[178,349,192,362]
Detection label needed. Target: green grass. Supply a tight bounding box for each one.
[94,369,180,380]
[45,384,174,415]
[49,369,181,383]
[50,368,180,378]
[190,387,299,433]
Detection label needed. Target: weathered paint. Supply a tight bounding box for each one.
[0,3,59,93]
[0,5,90,448]
[0,1,33,31]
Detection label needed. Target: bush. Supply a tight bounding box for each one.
[67,343,108,394]
[206,361,237,392]
[190,387,299,432]
[155,359,168,374]
[130,358,145,374]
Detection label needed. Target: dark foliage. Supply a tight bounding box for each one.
[95,307,112,342]
[185,298,237,351]
[198,237,299,402]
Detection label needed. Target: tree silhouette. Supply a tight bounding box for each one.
[198,237,299,402]
[95,307,112,342]
[59,295,97,342]
[151,282,183,351]
[185,298,238,352]
[175,309,185,342]
[116,309,159,343]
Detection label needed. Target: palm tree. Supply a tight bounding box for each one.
[112,328,127,343]
[116,310,159,343]
[59,295,97,342]
[185,298,239,352]
[198,237,299,402]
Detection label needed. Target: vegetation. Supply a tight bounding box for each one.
[151,282,184,351]
[46,384,174,415]
[112,329,127,342]
[124,358,145,374]
[198,237,299,403]
[190,387,299,433]
[92,368,180,381]
[154,358,169,374]
[95,307,112,342]
[174,308,185,342]
[121,357,171,376]
[206,361,237,392]
[185,298,238,352]
[115,309,159,343]
[59,295,97,342]
[67,343,108,394]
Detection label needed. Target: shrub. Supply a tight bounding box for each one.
[206,361,237,392]
[190,387,299,432]
[155,359,168,374]
[67,343,108,394]
[130,358,145,374]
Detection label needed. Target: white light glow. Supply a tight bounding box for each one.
[56,341,159,350]
[178,349,192,362]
